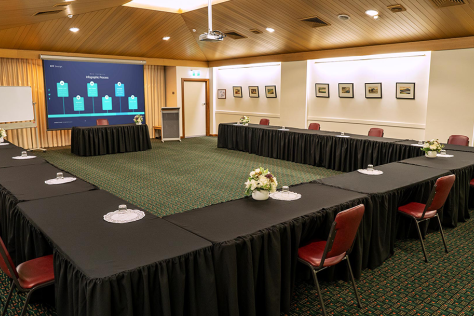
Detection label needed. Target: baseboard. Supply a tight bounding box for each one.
[209,134,218,137]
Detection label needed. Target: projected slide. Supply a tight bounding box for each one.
[43,60,145,129]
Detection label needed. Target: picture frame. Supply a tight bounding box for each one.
[217,89,226,99]
[249,86,259,98]
[365,83,382,99]
[315,83,329,98]
[338,83,354,98]
[233,86,242,98]
[396,82,415,99]
[265,85,277,98]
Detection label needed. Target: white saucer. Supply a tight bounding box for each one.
[45,177,77,185]
[358,169,384,175]
[437,154,454,158]
[104,209,145,224]
[12,156,36,160]
[336,135,350,138]
[270,191,301,201]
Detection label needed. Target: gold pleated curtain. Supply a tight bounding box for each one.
[0,58,165,149]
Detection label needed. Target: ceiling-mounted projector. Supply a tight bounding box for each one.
[199,0,226,42]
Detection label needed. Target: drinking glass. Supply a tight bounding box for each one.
[341,132,345,136]
[56,172,64,179]
[282,186,289,195]
[118,205,128,214]
[282,126,286,130]
[418,140,423,145]
[367,164,374,172]
[21,151,27,157]
[441,149,447,155]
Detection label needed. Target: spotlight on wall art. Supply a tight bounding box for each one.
[396,82,415,99]
[315,83,329,98]
[338,83,354,98]
[265,85,277,98]
[365,83,382,99]
[233,86,242,98]
[249,86,259,98]
[217,89,226,99]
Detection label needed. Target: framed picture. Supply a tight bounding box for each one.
[365,83,382,99]
[338,83,354,98]
[396,82,415,99]
[249,86,259,98]
[233,86,242,98]
[265,85,277,98]
[315,83,329,98]
[217,89,226,99]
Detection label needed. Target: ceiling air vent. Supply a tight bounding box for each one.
[300,16,330,28]
[249,29,263,34]
[53,3,70,7]
[33,9,64,16]
[387,4,406,12]
[224,31,247,39]
[430,0,467,7]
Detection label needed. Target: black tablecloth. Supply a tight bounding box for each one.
[18,190,218,316]
[71,124,152,156]
[0,163,96,264]
[317,163,451,261]
[164,183,369,316]
[399,151,474,226]
[0,147,45,168]
[217,123,422,172]
[0,141,20,150]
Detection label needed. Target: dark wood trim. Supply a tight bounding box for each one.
[209,134,218,137]
[181,78,210,138]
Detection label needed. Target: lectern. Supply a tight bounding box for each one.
[161,107,181,142]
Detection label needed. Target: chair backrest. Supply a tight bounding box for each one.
[368,128,384,137]
[447,135,469,146]
[323,204,365,263]
[96,119,109,126]
[259,119,270,126]
[425,174,456,215]
[308,123,320,131]
[0,237,19,281]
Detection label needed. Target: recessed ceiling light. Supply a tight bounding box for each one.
[365,9,379,16]
[266,28,275,33]
[373,15,380,20]
[124,0,230,14]
[163,36,170,40]
[69,27,79,32]
[67,14,73,18]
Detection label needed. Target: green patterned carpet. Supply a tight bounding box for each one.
[0,137,472,315]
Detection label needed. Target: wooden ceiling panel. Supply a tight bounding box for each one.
[1,0,474,62]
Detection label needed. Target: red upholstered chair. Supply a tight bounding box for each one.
[0,237,54,316]
[259,118,270,125]
[308,123,321,131]
[368,128,384,137]
[298,204,365,316]
[471,179,474,187]
[447,135,469,146]
[96,119,109,126]
[398,174,455,263]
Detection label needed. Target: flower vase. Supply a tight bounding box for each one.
[0,137,3,143]
[252,190,270,201]
[136,122,142,125]
[425,151,437,158]
[243,123,249,126]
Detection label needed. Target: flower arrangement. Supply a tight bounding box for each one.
[240,116,250,125]
[0,128,6,140]
[133,115,143,125]
[245,167,278,196]
[421,139,444,153]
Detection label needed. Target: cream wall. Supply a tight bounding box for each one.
[425,49,474,145]
[307,53,431,139]
[214,63,281,129]
[280,61,308,129]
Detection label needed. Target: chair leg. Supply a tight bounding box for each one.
[311,269,327,316]
[346,255,362,308]
[20,289,33,316]
[436,215,449,253]
[414,220,429,263]
[1,281,14,316]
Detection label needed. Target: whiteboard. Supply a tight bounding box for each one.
[0,86,34,123]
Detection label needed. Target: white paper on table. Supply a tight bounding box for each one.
[12,156,36,160]
[270,191,302,201]
[411,144,424,147]
[336,135,350,138]
[103,210,145,224]
[357,169,384,176]
[45,177,77,185]
[437,154,454,158]
[0,143,9,146]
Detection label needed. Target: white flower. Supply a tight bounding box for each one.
[245,180,251,188]
[250,180,258,190]
[250,171,255,177]
[423,143,430,149]
[430,144,437,150]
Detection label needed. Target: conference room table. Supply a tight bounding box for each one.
[218,123,423,172]
[0,162,96,264]
[0,140,20,150]
[17,190,219,316]
[399,150,474,227]
[396,139,474,154]
[165,183,370,316]
[317,162,451,262]
[71,123,152,156]
[0,147,46,168]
